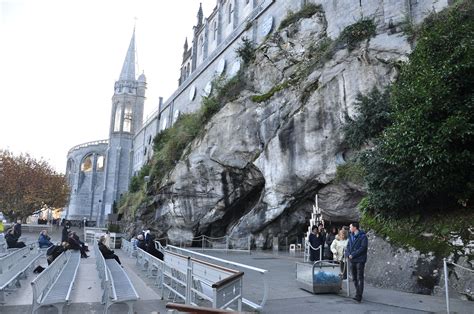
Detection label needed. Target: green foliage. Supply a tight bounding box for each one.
[279,3,323,30]
[129,164,151,193]
[148,72,247,187]
[360,207,474,257]
[235,37,256,66]
[339,19,376,51]
[117,190,145,219]
[107,223,120,233]
[335,161,365,185]
[363,1,474,213]
[343,87,391,149]
[251,81,291,103]
[215,71,247,103]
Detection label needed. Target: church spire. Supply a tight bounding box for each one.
[119,28,136,81]
[197,3,203,27]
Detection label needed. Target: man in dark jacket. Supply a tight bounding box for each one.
[98,236,121,265]
[5,228,26,248]
[346,222,368,302]
[308,225,324,262]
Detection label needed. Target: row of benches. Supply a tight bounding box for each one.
[122,238,244,311]
[94,242,139,314]
[30,250,81,314]
[0,243,42,304]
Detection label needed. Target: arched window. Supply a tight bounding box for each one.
[67,159,75,173]
[114,106,122,132]
[199,35,204,57]
[213,21,218,40]
[96,155,105,171]
[81,155,93,172]
[228,3,232,24]
[123,105,132,133]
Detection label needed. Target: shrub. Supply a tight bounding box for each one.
[363,1,474,213]
[129,164,151,193]
[339,19,376,51]
[335,161,365,185]
[360,207,474,257]
[251,81,291,103]
[279,3,323,30]
[235,37,256,66]
[343,87,391,149]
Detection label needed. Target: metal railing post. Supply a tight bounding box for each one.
[444,258,450,313]
[319,245,322,261]
[185,257,192,305]
[248,236,251,254]
[202,236,205,251]
[226,236,229,254]
[346,257,350,297]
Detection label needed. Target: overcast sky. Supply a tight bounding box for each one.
[0,0,216,173]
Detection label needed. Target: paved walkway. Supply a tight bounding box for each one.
[1,227,472,313]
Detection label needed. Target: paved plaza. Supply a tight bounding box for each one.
[1,227,472,313]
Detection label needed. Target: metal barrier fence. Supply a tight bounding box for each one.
[443,258,473,313]
[167,245,268,311]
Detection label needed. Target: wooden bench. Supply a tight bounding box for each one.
[0,243,42,303]
[30,250,81,314]
[95,243,139,314]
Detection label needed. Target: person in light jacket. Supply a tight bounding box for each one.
[331,229,348,279]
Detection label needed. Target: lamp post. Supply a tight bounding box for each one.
[83,217,87,243]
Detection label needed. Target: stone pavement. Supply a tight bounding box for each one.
[1,227,472,313]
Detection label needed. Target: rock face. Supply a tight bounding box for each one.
[144,8,412,246]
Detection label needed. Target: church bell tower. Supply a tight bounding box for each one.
[100,29,146,225]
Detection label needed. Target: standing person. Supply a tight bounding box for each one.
[98,236,121,265]
[61,223,70,242]
[104,230,111,249]
[346,222,368,303]
[308,226,324,262]
[38,230,53,248]
[318,223,326,259]
[331,229,348,279]
[325,226,338,260]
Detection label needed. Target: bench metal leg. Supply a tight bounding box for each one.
[126,301,134,314]
[55,303,65,314]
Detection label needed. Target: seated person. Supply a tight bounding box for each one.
[5,228,26,248]
[146,241,164,261]
[67,232,89,258]
[38,230,53,248]
[46,242,69,265]
[98,235,121,265]
[136,234,147,251]
[71,231,89,251]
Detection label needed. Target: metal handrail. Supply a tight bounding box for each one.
[443,258,474,313]
[166,245,268,311]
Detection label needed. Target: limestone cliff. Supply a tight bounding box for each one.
[138,4,415,246]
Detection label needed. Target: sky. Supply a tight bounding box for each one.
[0,0,216,173]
